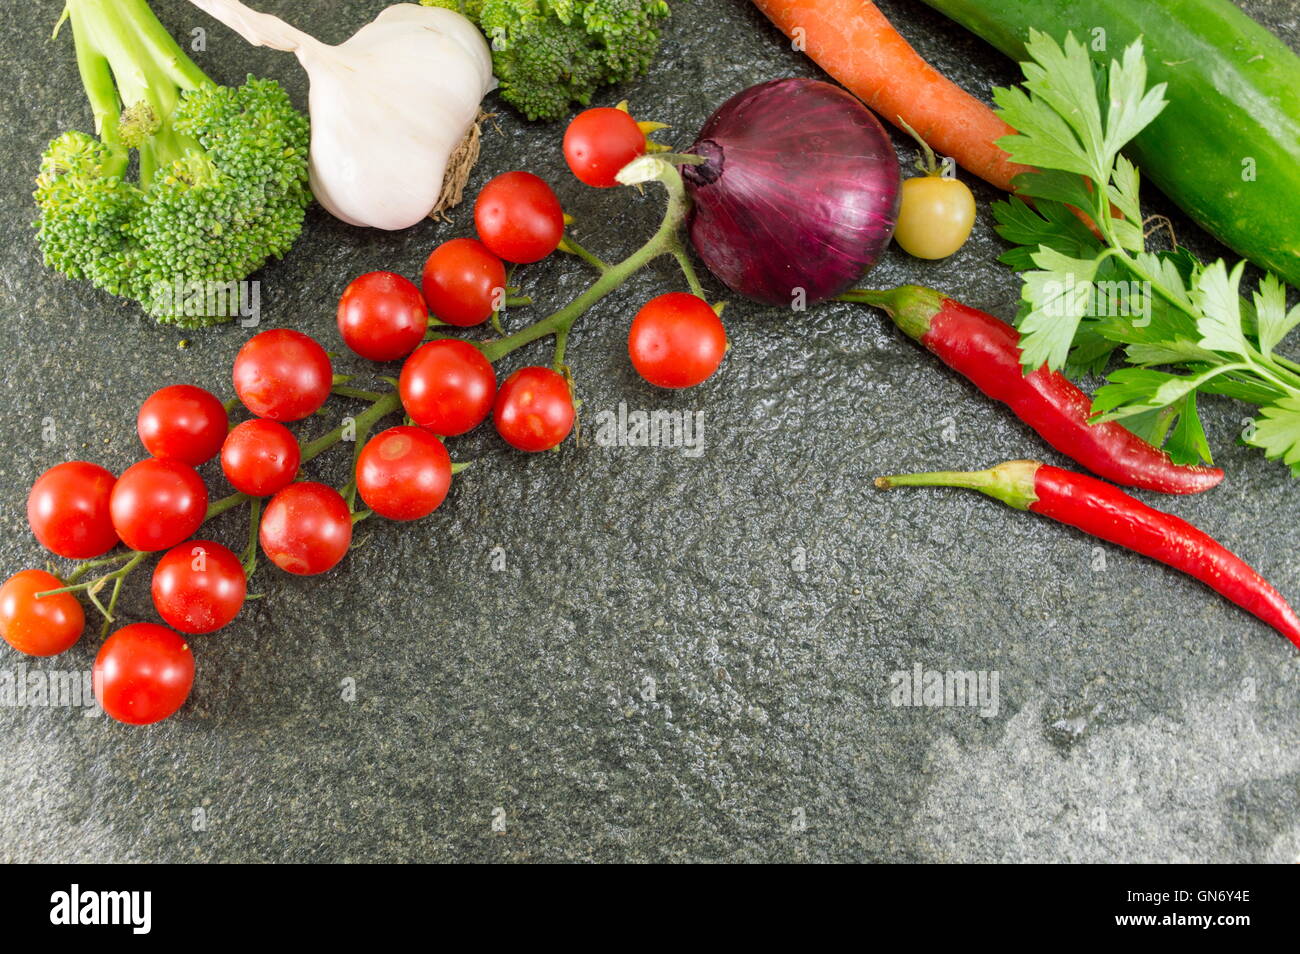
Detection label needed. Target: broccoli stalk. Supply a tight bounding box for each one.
[423,0,673,122]
[36,0,311,326]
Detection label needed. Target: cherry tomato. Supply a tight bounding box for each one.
[337,271,430,361]
[232,328,333,422]
[260,482,352,576]
[474,171,564,264]
[355,426,452,521]
[94,623,194,725]
[893,175,976,260]
[136,384,228,466]
[563,107,647,188]
[421,238,507,327]
[27,461,119,559]
[28,462,118,561]
[221,418,301,497]
[628,292,728,389]
[151,539,247,635]
[0,569,84,657]
[110,458,208,552]
[494,366,575,452]
[399,339,496,436]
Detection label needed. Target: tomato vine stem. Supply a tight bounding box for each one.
[480,159,694,364]
[40,161,699,633]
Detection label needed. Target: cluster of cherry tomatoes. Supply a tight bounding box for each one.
[0,105,731,726]
[343,169,580,454]
[563,106,730,387]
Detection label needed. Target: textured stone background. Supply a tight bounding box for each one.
[0,0,1296,863]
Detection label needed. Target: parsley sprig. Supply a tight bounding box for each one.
[990,30,1300,474]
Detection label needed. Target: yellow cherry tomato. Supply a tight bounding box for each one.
[893,175,976,260]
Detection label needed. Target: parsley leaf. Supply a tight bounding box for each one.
[1247,398,1300,475]
[990,30,1300,472]
[992,196,1100,271]
[1019,248,1099,370]
[1254,273,1300,357]
[1192,260,1250,357]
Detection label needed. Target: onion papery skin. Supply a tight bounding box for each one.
[683,79,901,307]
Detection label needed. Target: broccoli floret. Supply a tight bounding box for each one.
[34,0,311,327]
[424,0,672,122]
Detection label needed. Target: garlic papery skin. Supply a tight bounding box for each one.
[188,1,495,230]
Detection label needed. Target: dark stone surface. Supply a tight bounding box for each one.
[0,0,1296,863]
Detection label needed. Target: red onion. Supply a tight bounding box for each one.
[683,79,901,307]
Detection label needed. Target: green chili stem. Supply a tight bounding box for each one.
[874,460,1042,511]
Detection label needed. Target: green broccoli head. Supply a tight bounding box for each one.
[34,0,311,327]
[36,132,143,298]
[425,0,672,122]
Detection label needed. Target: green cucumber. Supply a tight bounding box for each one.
[921,0,1300,286]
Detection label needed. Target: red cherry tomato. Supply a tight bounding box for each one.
[110,458,208,552]
[421,238,507,327]
[628,292,729,389]
[563,107,648,188]
[474,171,564,264]
[137,384,229,465]
[337,271,430,362]
[260,482,353,576]
[151,539,247,635]
[221,418,301,497]
[398,339,496,437]
[355,426,452,521]
[493,366,575,452]
[94,623,194,725]
[0,569,84,657]
[27,461,119,559]
[232,328,333,422]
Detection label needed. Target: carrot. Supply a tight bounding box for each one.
[750,0,1033,193]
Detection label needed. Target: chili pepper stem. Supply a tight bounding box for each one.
[875,460,1042,510]
[839,285,942,341]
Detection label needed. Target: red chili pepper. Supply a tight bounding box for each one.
[875,460,1300,649]
[842,285,1224,495]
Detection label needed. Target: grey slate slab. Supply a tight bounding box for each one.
[0,0,1295,863]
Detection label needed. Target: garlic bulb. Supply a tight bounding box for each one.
[188,1,495,230]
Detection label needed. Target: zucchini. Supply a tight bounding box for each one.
[921,0,1300,286]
